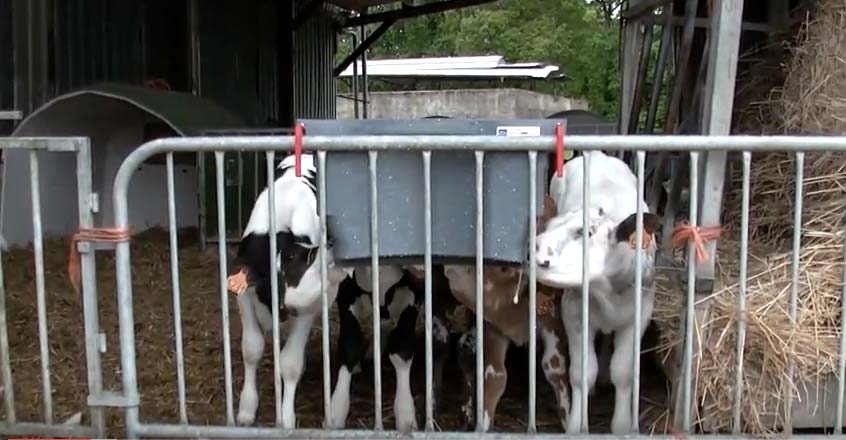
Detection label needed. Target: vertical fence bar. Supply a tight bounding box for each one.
[113,151,141,440]
[527,151,538,433]
[785,152,804,433]
[29,150,53,424]
[78,137,106,440]
[76,138,106,437]
[681,151,700,431]
[733,151,751,433]
[0,206,13,423]
[837,158,846,433]
[632,150,646,432]
[318,151,333,425]
[266,151,284,426]
[423,151,434,431]
[474,150,485,432]
[237,152,244,237]
[368,151,383,430]
[214,152,236,425]
[198,152,207,250]
[167,153,189,425]
[580,151,591,433]
[255,152,260,201]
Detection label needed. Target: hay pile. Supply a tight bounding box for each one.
[653,0,846,434]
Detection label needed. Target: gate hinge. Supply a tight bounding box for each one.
[87,390,139,408]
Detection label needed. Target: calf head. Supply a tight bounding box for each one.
[534,208,659,289]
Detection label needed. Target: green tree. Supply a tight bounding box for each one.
[339,0,621,119]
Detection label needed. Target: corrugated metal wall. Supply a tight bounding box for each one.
[5,0,150,121]
[1,0,340,132]
[293,2,338,120]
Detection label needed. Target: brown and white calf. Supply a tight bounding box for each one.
[535,150,659,435]
[433,197,571,432]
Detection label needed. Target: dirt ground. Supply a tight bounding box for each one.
[0,228,673,437]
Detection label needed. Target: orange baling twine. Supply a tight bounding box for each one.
[228,269,249,296]
[67,228,131,295]
[670,221,722,263]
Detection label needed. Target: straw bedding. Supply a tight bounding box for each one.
[651,1,846,434]
[0,229,672,436]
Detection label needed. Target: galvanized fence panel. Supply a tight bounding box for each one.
[96,133,846,439]
[0,137,104,439]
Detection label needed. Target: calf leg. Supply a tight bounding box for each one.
[564,316,598,434]
[610,325,637,434]
[387,305,419,432]
[236,291,265,426]
[280,311,316,429]
[328,304,366,429]
[539,314,570,431]
[430,314,451,415]
[456,328,477,430]
[456,324,510,432]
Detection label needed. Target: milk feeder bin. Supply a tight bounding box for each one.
[300,118,569,267]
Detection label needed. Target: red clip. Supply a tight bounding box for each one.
[294,123,304,177]
[555,122,566,177]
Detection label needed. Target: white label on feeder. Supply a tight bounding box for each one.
[495,126,541,137]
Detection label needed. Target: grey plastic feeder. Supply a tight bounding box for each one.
[299,118,568,266]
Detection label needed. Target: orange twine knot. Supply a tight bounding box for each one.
[227,269,249,296]
[68,228,131,295]
[670,221,722,263]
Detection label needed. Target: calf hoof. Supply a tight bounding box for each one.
[324,417,346,430]
[282,413,296,430]
[611,413,632,435]
[396,417,418,434]
[461,402,475,431]
[236,411,256,426]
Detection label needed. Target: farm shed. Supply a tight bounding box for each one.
[3,0,846,439]
[1,83,245,247]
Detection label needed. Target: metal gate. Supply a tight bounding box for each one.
[0,137,107,439]
[99,132,846,439]
[5,133,846,439]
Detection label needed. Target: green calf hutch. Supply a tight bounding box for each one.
[0,83,245,248]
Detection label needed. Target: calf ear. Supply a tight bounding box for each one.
[613,212,661,243]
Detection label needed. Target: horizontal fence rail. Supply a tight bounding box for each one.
[108,134,846,157]
[0,137,104,439]
[3,133,843,439]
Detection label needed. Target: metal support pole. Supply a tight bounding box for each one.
[695,0,745,291]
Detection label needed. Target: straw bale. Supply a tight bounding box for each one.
[651,1,846,433]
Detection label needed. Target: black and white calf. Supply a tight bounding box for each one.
[535,150,660,434]
[232,153,350,428]
[328,265,457,432]
[232,153,458,431]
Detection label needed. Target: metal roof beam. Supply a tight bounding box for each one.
[342,0,496,27]
[333,19,397,76]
